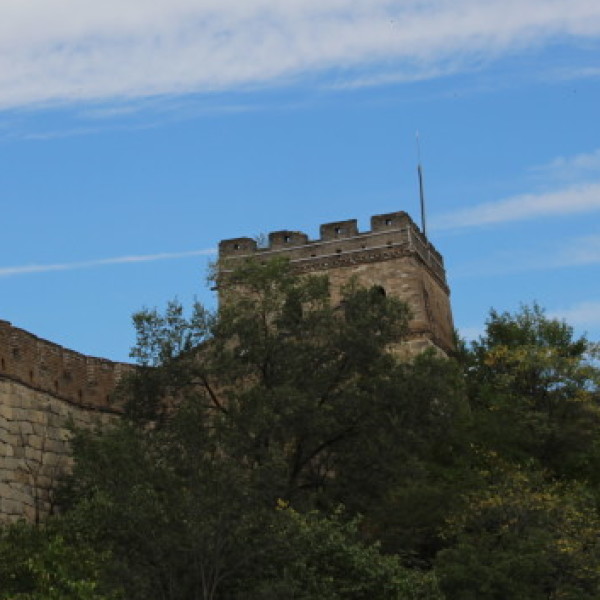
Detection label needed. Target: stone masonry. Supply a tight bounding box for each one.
[219,211,454,355]
[0,321,129,522]
[1,210,454,522]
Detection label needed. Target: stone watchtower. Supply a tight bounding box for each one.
[218,211,454,355]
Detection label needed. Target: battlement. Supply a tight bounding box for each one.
[219,211,447,288]
[0,320,130,414]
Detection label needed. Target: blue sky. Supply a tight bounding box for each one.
[0,0,599,362]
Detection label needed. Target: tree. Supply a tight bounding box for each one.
[228,503,444,599]
[123,258,418,505]
[435,305,600,598]
[0,520,119,600]
[436,463,600,599]
[57,258,452,598]
[463,304,600,484]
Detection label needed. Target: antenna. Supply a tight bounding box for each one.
[416,131,427,239]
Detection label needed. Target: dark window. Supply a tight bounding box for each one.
[284,235,291,243]
[334,226,343,234]
[385,218,393,226]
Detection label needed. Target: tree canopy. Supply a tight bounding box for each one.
[2,260,599,599]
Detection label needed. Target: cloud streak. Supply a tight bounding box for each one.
[530,148,600,181]
[0,0,599,110]
[556,234,600,267]
[433,181,600,230]
[549,301,600,328]
[449,233,600,280]
[0,248,216,278]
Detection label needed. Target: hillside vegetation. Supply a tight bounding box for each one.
[2,259,599,599]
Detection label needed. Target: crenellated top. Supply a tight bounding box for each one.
[0,320,130,413]
[219,211,446,286]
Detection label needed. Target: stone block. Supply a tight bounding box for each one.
[1,497,24,516]
[18,421,33,435]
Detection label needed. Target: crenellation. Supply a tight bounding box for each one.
[0,320,130,522]
[218,210,454,355]
[370,211,406,231]
[319,219,359,240]
[218,211,446,284]
[0,319,130,412]
[268,230,309,248]
[218,237,258,257]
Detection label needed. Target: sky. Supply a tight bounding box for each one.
[0,0,599,363]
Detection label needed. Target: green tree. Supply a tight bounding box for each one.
[436,463,600,599]
[435,305,600,598]
[0,520,119,600]
[58,258,454,599]
[464,304,600,483]
[227,503,443,599]
[123,258,418,506]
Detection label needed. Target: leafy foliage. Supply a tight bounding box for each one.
[437,304,600,598]
[0,521,119,600]
[6,262,599,599]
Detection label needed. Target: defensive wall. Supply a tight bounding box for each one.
[219,210,455,355]
[0,320,129,522]
[1,210,455,522]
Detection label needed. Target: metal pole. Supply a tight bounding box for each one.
[416,131,427,239]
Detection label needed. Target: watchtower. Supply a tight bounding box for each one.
[218,211,454,355]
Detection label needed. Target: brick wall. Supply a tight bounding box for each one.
[0,321,129,522]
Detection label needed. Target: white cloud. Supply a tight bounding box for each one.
[530,148,600,180]
[0,248,216,278]
[549,301,600,327]
[432,181,600,230]
[557,234,600,267]
[0,0,599,109]
[549,65,600,81]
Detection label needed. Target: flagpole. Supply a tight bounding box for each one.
[416,131,427,239]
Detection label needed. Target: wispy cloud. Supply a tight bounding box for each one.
[0,248,216,278]
[549,65,600,81]
[433,181,600,230]
[450,233,600,279]
[530,148,600,181]
[0,0,599,110]
[556,234,600,267]
[549,301,600,327]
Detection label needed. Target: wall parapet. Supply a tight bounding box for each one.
[219,211,447,288]
[0,321,130,414]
